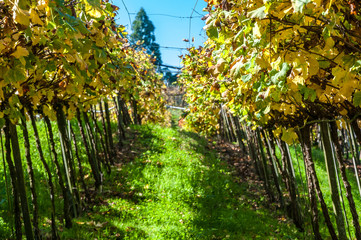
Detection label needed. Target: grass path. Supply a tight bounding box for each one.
[61,124,304,239]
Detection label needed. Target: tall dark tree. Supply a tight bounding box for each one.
[130,8,162,65]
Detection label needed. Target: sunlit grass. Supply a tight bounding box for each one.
[0,116,309,239]
[61,124,303,239]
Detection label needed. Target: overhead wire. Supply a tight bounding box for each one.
[120,0,132,29]
[157,64,182,70]
[188,0,199,48]
[159,46,188,50]
[129,13,202,19]
[193,9,205,17]
[116,1,205,71]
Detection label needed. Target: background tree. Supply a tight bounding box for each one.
[162,68,178,85]
[130,8,162,66]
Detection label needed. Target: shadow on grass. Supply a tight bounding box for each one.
[59,125,166,239]
[61,125,302,239]
[177,130,302,239]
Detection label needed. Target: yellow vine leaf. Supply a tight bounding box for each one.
[273,3,292,19]
[332,67,347,84]
[30,9,43,25]
[271,56,282,70]
[283,103,296,115]
[43,105,56,121]
[86,2,103,19]
[340,109,348,116]
[12,33,21,41]
[89,9,102,18]
[32,92,42,108]
[313,0,322,7]
[13,8,30,26]
[324,37,335,51]
[293,91,303,103]
[0,43,5,53]
[36,0,49,11]
[288,75,304,91]
[281,128,298,144]
[256,56,269,69]
[83,104,91,113]
[0,80,5,100]
[67,103,76,120]
[12,46,29,59]
[95,33,106,47]
[109,36,118,46]
[307,55,319,76]
[47,90,55,102]
[273,127,282,138]
[339,79,357,100]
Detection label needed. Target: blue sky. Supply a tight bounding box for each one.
[113,0,208,71]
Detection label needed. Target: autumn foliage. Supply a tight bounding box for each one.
[181,0,361,238]
[0,0,169,125]
[182,0,361,140]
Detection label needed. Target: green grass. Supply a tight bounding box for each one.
[278,144,361,238]
[0,119,93,238]
[60,124,304,239]
[168,108,184,126]
[4,113,359,239]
